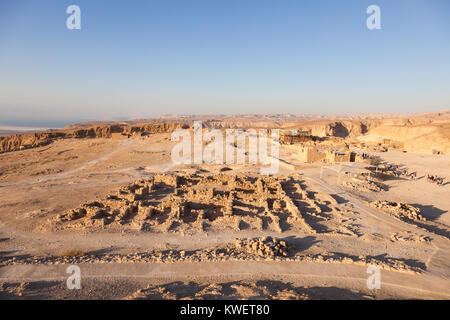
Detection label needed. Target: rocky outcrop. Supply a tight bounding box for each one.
[0,122,186,154]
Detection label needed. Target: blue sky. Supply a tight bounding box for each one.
[0,0,449,126]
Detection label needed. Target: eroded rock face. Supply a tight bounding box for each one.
[0,122,185,154]
[326,122,350,138]
[370,201,425,222]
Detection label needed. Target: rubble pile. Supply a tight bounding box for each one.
[232,237,289,257]
[370,200,425,222]
[343,180,383,192]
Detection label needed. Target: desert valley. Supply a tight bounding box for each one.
[0,111,449,299]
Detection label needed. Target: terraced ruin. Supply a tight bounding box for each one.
[52,173,362,237]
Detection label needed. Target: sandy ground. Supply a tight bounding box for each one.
[0,134,449,299]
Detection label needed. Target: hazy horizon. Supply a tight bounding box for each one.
[2,109,450,130]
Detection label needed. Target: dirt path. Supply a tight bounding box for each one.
[1,139,138,188]
[1,260,449,299]
[302,172,450,281]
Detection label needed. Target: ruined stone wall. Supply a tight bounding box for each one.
[280,134,314,145]
[298,147,356,164]
[298,147,326,163]
[328,151,352,163]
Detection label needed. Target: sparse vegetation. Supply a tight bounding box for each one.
[59,249,85,257]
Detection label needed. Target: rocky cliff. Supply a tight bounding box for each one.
[1,117,449,154]
[0,122,186,154]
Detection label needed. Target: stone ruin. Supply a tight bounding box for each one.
[342,179,384,192]
[297,146,356,164]
[279,133,319,145]
[232,236,289,257]
[370,200,425,222]
[53,173,360,236]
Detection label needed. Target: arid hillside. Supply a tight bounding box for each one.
[2,111,449,155]
[0,122,186,154]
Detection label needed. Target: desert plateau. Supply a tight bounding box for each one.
[1,112,449,300]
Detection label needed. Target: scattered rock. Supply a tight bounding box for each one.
[370,201,425,222]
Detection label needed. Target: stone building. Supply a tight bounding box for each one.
[298,147,355,163]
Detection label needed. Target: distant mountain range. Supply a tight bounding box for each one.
[64,110,450,128]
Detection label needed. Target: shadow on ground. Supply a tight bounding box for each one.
[128,279,375,300]
[410,204,447,221]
